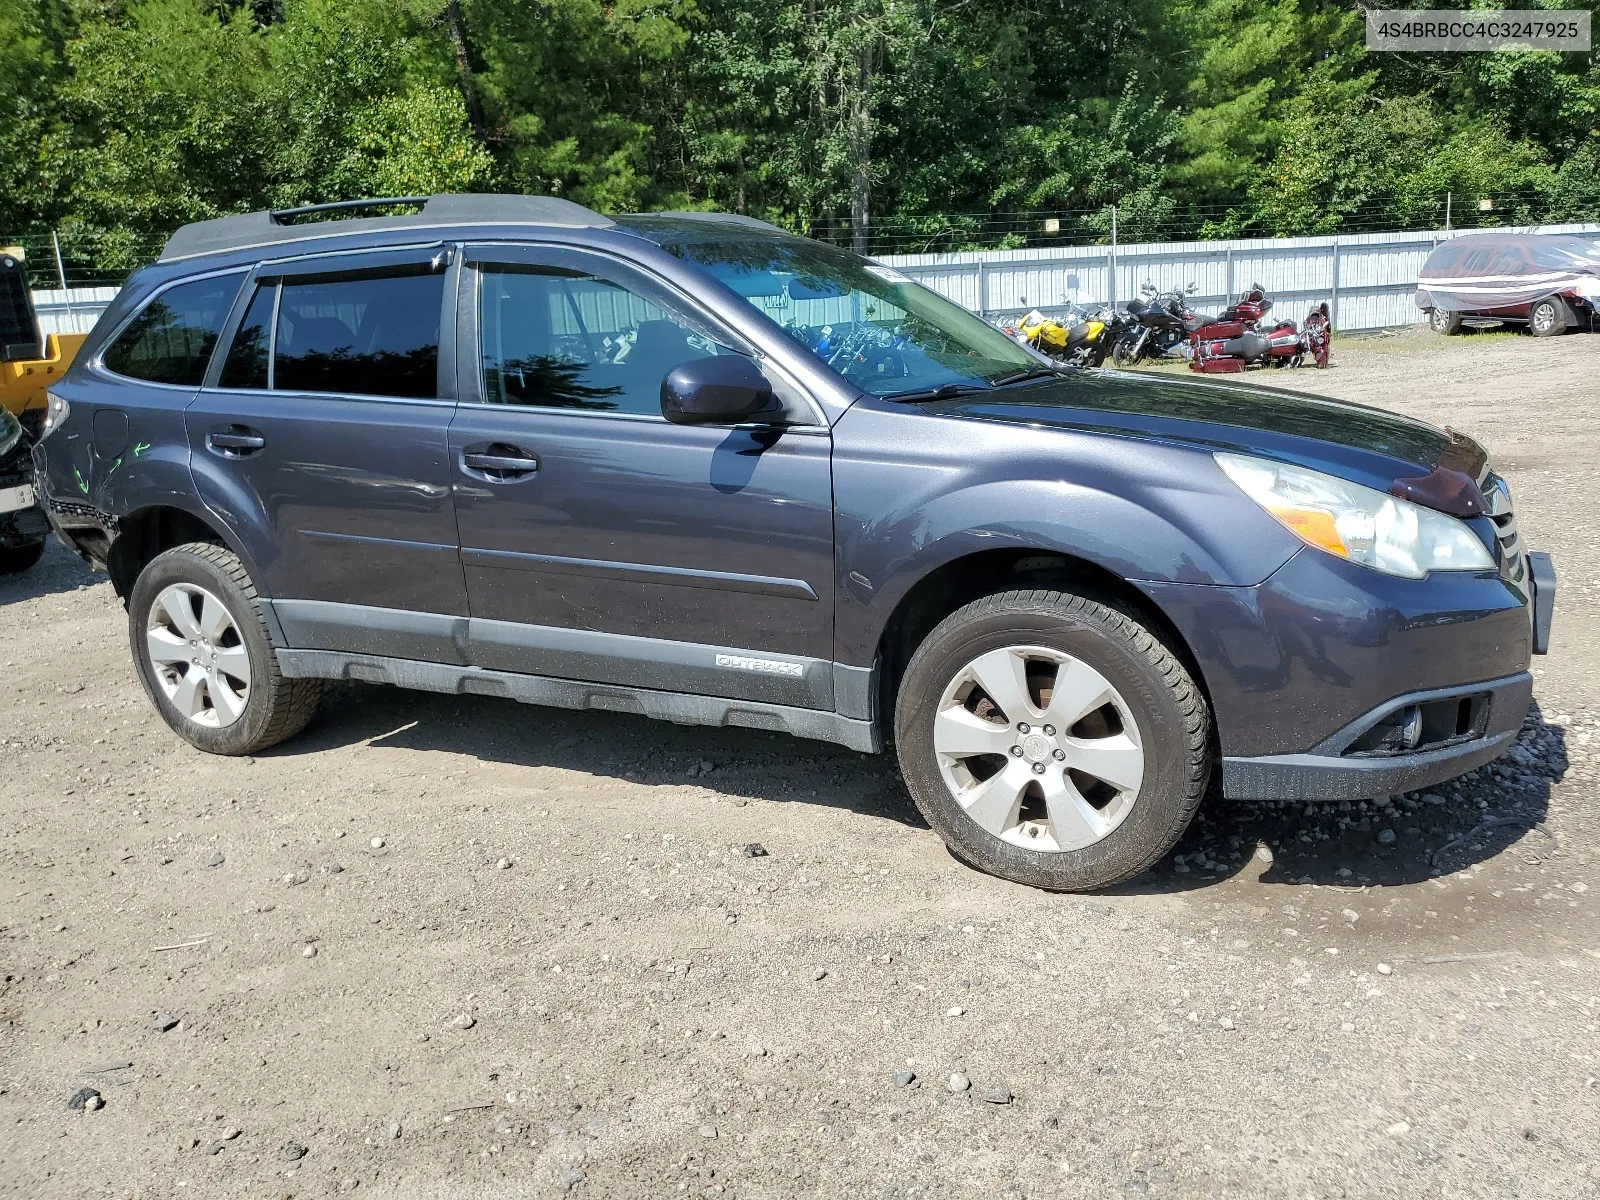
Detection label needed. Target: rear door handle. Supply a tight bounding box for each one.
[206,427,266,457]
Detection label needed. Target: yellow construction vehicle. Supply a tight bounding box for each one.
[2,246,88,437]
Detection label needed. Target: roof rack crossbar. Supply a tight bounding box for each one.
[269,197,431,225]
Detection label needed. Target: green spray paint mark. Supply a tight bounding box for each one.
[73,467,88,495]
[131,442,151,457]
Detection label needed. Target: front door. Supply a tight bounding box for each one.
[188,246,468,661]
[449,244,836,708]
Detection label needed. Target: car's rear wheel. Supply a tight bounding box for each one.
[894,589,1210,891]
[0,538,45,575]
[1529,297,1565,337]
[1428,308,1462,335]
[128,542,321,755]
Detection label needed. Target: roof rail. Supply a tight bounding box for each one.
[158,194,615,264]
[268,197,430,225]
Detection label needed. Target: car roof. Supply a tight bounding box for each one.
[158,195,798,265]
[159,194,618,264]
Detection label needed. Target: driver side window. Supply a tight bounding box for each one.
[479,265,718,416]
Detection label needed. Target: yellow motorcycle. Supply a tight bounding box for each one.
[1015,304,1119,367]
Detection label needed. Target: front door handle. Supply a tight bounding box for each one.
[461,444,540,481]
[206,426,266,457]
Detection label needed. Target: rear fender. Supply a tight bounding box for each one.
[186,447,281,595]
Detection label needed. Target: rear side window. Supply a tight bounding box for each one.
[218,269,445,398]
[1488,247,1528,276]
[101,274,243,385]
[218,284,272,390]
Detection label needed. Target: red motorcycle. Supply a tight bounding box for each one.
[1188,284,1331,373]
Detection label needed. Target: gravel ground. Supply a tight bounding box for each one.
[1,326,1596,1199]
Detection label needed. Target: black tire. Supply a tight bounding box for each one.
[1529,297,1566,337]
[1111,334,1142,368]
[1428,308,1462,335]
[0,538,45,575]
[894,589,1210,891]
[128,542,321,755]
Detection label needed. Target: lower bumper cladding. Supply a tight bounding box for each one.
[1221,671,1533,801]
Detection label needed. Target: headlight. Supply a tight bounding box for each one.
[41,390,69,437]
[1215,451,1495,579]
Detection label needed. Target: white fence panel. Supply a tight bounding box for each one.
[32,287,120,337]
[881,223,1600,332]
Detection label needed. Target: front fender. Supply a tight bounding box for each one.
[830,400,1302,665]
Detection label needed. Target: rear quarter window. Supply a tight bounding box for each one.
[101,274,244,385]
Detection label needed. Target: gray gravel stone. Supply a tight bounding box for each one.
[67,1087,101,1110]
[948,1072,970,1093]
[282,1141,308,1161]
[980,1086,1013,1104]
[1377,828,1398,845]
[892,1068,917,1087]
[205,851,225,867]
[152,1011,179,1032]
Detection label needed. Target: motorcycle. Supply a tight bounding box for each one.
[1187,283,1331,372]
[1013,303,1124,367]
[1111,282,1204,367]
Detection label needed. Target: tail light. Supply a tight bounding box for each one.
[42,390,69,437]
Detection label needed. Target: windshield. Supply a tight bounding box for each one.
[658,236,1038,395]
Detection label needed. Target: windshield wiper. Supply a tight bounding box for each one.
[881,380,991,403]
[989,365,1067,387]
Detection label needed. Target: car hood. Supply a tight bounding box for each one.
[918,370,1487,495]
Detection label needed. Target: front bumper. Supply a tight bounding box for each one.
[1139,543,1554,801]
[1221,671,1531,800]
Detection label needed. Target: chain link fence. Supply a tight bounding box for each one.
[804,197,1600,257]
[8,194,1598,292]
[2,231,167,290]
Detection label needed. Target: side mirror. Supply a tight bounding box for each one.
[661,355,782,425]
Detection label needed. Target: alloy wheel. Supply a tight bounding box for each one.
[932,644,1145,853]
[144,582,252,728]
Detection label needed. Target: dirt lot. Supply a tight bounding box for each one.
[2,327,1597,1199]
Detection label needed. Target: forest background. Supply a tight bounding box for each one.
[2,0,1598,277]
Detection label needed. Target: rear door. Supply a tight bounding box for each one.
[188,245,468,662]
[448,243,837,708]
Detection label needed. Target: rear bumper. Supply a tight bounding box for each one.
[1221,671,1532,800]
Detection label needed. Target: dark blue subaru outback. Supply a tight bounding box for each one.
[34,195,1555,890]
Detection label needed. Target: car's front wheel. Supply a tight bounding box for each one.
[895,589,1210,891]
[128,542,321,755]
[1428,308,1463,335]
[1529,297,1566,337]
